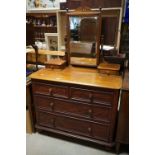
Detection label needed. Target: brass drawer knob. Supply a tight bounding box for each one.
[88,109,92,114]
[88,127,92,132]
[50,102,54,106]
[48,88,53,95]
[50,102,54,110]
[88,109,93,117]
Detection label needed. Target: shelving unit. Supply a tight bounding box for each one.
[26,13,57,42]
[26,11,67,51]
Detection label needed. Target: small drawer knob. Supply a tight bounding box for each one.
[88,109,92,114]
[88,109,93,117]
[50,102,54,110]
[48,88,53,94]
[88,127,92,132]
[50,102,54,106]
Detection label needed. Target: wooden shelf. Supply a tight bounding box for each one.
[26,61,45,66]
[27,50,65,56]
[26,12,56,17]
[27,12,67,50]
[27,12,58,44]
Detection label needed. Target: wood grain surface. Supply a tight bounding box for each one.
[29,66,122,89]
[27,50,65,56]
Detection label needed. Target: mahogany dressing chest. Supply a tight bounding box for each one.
[29,67,122,147]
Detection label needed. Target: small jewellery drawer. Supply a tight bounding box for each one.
[34,96,112,123]
[70,87,92,102]
[32,82,69,98]
[36,111,110,141]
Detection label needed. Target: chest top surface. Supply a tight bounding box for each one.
[29,66,122,89]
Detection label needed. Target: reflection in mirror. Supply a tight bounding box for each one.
[69,17,97,42]
[69,16,98,67]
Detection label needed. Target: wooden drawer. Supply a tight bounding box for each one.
[98,69,119,75]
[70,87,92,102]
[34,95,91,118]
[70,87,114,106]
[91,123,110,141]
[36,111,110,141]
[32,82,69,98]
[92,106,111,123]
[92,91,114,106]
[34,95,112,123]
[36,111,55,128]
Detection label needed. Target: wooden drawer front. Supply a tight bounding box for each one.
[54,99,92,119]
[92,123,110,141]
[34,95,91,118]
[36,111,91,137]
[36,111,110,141]
[70,87,92,102]
[34,95,112,123]
[92,106,111,123]
[92,91,114,106]
[34,95,53,111]
[32,83,69,98]
[56,115,92,137]
[36,111,55,128]
[98,69,119,75]
[55,101,112,123]
[56,116,110,141]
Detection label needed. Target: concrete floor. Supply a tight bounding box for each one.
[26,133,128,155]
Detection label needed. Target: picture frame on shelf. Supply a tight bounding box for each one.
[26,0,60,11]
[45,33,59,51]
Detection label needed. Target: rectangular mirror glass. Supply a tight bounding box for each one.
[66,8,101,67]
[69,16,99,66]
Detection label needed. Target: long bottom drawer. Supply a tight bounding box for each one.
[36,110,110,142]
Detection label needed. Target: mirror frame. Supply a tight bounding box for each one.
[101,9,120,49]
[66,7,102,67]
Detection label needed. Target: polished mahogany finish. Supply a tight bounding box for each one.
[30,67,121,147]
[34,95,112,123]
[33,82,69,98]
[29,67,122,89]
[36,111,110,141]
